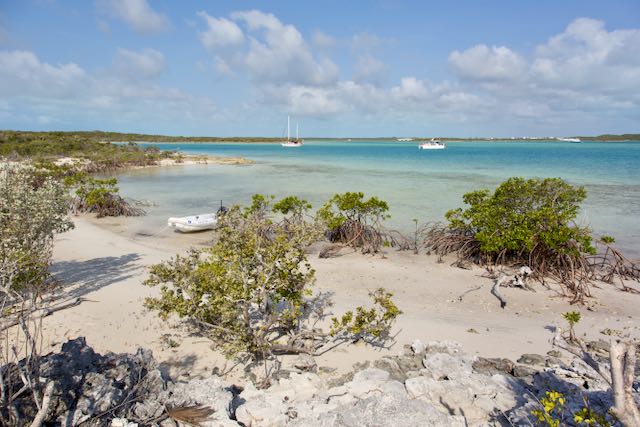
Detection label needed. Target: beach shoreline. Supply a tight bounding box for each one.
[46,215,640,382]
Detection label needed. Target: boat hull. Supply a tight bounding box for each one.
[168,214,217,232]
[419,145,446,150]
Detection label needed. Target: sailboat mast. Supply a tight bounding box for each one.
[296,122,299,140]
[287,115,290,141]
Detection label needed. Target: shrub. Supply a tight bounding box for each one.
[445,177,593,256]
[72,177,145,217]
[0,163,74,425]
[318,192,391,253]
[427,177,606,303]
[0,163,74,295]
[144,195,400,360]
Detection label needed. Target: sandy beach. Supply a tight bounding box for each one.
[45,215,640,382]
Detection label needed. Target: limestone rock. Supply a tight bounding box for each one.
[472,357,514,375]
[517,353,546,366]
[411,338,426,354]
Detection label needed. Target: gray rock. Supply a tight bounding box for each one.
[513,364,538,378]
[411,338,426,354]
[517,353,546,366]
[422,351,473,380]
[293,354,317,372]
[472,357,514,375]
[546,350,562,358]
[406,373,519,426]
[291,389,467,427]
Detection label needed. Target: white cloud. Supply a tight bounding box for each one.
[101,0,169,34]
[449,44,526,81]
[0,48,218,130]
[113,48,165,79]
[531,17,640,94]
[197,11,244,49]
[198,10,339,87]
[353,54,387,84]
[0,50,86,97]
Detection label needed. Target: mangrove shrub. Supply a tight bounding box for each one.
[144,195,400,359]
[318,192,391,253]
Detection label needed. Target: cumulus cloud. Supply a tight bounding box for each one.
[113,48,165,79]
[531,17,640,94]
[101,0,169,34]
[0,48,218,130]
[353,54,387,85]
[197,11,244,49]
[197,9,339,87]
[0,50,86,97]
[449,44,527,81]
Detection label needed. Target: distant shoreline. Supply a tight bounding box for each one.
[3,130,639,144]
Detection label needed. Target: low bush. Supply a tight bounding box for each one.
[72,177,145,218]
[144,195,401,360]
[318,192,393,253]
[426,177,638,303]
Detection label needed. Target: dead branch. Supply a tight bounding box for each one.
[29,381,55,427]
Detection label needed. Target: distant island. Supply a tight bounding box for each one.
[1,130,639,144]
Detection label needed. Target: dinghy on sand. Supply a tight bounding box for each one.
[168,203,228,233]
[168,213,218,232]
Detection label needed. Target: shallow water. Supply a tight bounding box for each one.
[112,140,640,257]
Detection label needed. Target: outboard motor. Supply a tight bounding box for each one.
[216,200,229,217]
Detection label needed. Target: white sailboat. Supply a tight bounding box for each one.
[281,116,303,147]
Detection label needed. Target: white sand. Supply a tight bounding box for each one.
[46,217,640,381]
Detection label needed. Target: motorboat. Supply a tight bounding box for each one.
[419,139,446,150]
[168,213,217,232]
[281,116,303,147]
[557,137,581,143]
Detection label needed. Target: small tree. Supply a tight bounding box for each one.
[0,163,74,425]
[144,195,400,360]
[1,163,74,294]
[562,311,581,342]
[72,177,145,217]
[427,177,604,303]
[318,192,391,253]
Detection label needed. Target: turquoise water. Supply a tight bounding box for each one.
[114,140,640,256]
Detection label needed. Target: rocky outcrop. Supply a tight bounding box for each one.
[21,337,636,426]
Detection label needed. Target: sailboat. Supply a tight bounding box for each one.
[281,116,303,147]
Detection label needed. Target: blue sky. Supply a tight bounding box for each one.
[1,0,639,137]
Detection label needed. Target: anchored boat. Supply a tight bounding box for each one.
[281,116,303,147]
[419,139,446,150]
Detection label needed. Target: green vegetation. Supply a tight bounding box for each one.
[0,163,74,294]
[444,177,593,256]
[426,177,640,303]
[318,191,392,253]
[0,131,179,170]
[531,390,612,426]
[144,194,400,360]
[72,177,145,217]
[1,164,75,425]
[562,311,581,342]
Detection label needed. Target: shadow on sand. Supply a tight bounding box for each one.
[49,253,142,299]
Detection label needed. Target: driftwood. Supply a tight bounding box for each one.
[490,267,534,309]
[553,331,640,427]
[425,225,640,305]
[0,297,83,331]
[29,381,55,427]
